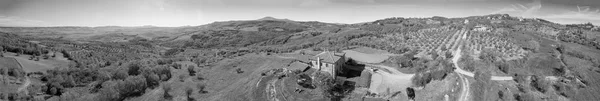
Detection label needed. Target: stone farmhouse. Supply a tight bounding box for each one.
[309,51,346,79]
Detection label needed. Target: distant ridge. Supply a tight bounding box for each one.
[257,16,293,22]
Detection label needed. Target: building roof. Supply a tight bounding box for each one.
[310,51,344,63]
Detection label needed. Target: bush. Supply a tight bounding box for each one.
[530,75,549,93]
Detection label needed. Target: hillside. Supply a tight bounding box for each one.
[0,14,599,101]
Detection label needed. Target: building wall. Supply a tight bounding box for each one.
[309,55,345,78]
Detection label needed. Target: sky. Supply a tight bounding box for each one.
[0,0,599,27]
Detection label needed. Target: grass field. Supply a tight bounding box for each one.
[0,57,21,69]
[188,53,305,101]
[3,52,69,73]
[343,50,390,64]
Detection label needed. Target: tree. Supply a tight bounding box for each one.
[128,63,141,75]
[179,74,186,82]
[236,68,244,74]
[16,49,21,56]
[163,84,172,99]
[62,75,76,87]
[530,75,549,93]
[188,66,196,76]
[43,54,49,59]
[524,40,540,52]
[50,87,58,95]
[186,87,194,101]
[98,81,120,101]
[113,70,128,80]
[431,51,439,59]
[445,51,453,58]
[172,63,182,69]
[145,73,160,88]
[398,56,413,68]
[497,61,510,74]
[196,84,208,95]
[116,76,148,99]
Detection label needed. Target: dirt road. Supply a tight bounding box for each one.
[14,57,31,94]
[17,77,30,93]
[451,31,513,101]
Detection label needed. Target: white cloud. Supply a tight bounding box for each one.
[491,0,600,24]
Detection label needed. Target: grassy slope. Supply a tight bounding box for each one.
[3,52,69,73]
[0,57,21,93]
[561,42,600,101]
[195,53,296,101]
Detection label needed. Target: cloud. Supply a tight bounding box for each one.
[299,0,332,7]
[491,0,541,17]
[491,0,600,24]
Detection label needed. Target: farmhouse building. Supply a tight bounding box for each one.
[309,51,345,78]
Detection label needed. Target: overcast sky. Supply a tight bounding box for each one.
[0,0,599,27]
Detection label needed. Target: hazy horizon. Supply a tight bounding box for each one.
[1,0,599,27]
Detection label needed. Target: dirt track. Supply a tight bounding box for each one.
[451,30,513,101]
[366,64,414,96]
